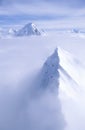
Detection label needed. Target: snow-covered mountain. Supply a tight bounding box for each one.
[48,47,85,101]
[0,23,42,38]
[71,28,80,33]
[37,47,85,130]
[15,23,41,36]
[39,48,60,91]
[29,48,66,130]
[36,47,85,99]
[31,47,85,130]
[8,28,17,35]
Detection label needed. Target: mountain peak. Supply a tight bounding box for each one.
[42,48,59,77]
[25,22,36,28]
[37,48,60,91]
[16,22,41,36]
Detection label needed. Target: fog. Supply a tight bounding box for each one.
[0,41,66,130]
[0,30,85,130]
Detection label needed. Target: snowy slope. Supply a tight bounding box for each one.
[29,47,85,130]
[58,47,85,98]
[0,23,42,38]
[8,28,17,35]
[34,47,85,130]
[38,49,59,90]
[57,48,85,130]
[15,23,41,36]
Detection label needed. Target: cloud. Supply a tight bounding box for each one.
[0,0,85,8]
[0,0,85,21]
[0,50,66,130]
[0,1,76,16]
[47,0,85,8]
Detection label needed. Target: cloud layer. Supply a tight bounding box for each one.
[0,0,85,23]
[0,0,85,8]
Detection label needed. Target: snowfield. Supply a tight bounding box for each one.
[0,24,85,130]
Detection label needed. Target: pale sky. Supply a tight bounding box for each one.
[0,0,85,24]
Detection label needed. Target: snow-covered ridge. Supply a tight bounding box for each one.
[0,23,42,38]
[38,48,60,91]
[37,47,85,99]
[57,47,85,100]
[30,48,60,97]
[14,23,41,36]
[31,47,85,98]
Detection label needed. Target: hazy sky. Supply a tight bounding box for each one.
[0,0,85,7]
[0,0,85,22]
[0,0,85,13]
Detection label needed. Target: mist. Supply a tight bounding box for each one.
[0,27,85,130]
[0,46,66,130]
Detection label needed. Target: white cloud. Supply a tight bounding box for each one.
[0,0,85,21]
[0,2,77,16]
